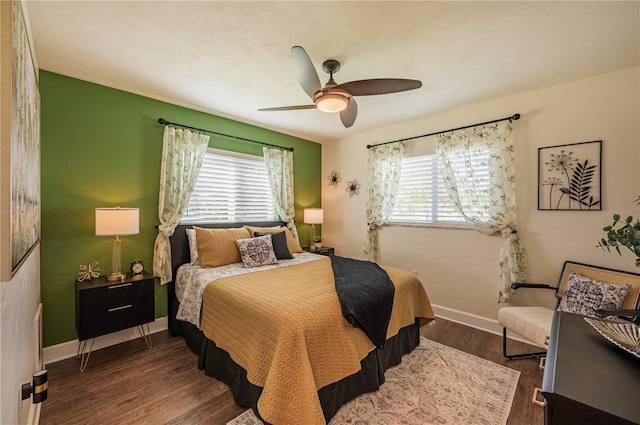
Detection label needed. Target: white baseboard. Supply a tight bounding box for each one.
[430,304,533,345]
[26,401,40,425]
[43,317,168,366]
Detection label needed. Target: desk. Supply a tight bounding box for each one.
[542,311,640,425]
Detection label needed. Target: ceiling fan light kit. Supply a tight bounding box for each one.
[259,46,422,128]
[315,93,349,113]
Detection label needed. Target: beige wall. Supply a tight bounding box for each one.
[322,66,640,327]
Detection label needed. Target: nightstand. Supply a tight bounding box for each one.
[75,272,155,371]
[303,246,335,256]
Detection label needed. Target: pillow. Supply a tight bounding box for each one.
[254,231,293,259]
[557,272,631,318]
[185,228,198,264]
[194,226,251,267]
[236,235,278,268]
[244,225,303,253]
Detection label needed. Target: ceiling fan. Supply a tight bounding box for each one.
[258,46,422,128]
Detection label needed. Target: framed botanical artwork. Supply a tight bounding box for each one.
[0,1,41,280]
[538,141,601,211]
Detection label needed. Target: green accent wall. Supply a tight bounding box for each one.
[40,71,321,347]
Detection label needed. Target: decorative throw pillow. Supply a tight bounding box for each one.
[254,231,293,259]
[236,235,278,268]
[557,272,631,318]
[194,226,251,267]
[243,225,303,253]
[185,228,198,264]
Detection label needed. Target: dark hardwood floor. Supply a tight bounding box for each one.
[40,319,544,425]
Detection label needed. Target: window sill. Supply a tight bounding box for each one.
[385,222,474,231]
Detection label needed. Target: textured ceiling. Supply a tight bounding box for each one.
[25,1,640,143]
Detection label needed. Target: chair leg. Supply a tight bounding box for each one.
[532,387,545,408]
[502,328,547,360]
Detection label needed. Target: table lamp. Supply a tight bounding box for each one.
[304,208,323,251]
[95,207,139,281]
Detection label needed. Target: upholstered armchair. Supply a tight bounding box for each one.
[498,261,640,360]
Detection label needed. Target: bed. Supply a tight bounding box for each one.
[167,221,435,425]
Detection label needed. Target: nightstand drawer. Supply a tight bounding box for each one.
[79,300,154,340]
[80,280,154,312]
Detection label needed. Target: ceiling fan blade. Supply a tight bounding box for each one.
[291,46,322,98]
[334,79,422,96]
[258,105,317,111]
[340,98,358,128]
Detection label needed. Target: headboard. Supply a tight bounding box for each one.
[167,220,286,333]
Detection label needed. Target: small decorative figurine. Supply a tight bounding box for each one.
[78,261,101,282]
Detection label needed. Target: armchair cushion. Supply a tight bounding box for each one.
[557,272,631,318]
[498,306,553,348]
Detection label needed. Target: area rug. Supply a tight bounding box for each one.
[227,337,520,425]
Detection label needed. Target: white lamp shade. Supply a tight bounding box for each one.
[95,208,139,236]
[304,208,324,224]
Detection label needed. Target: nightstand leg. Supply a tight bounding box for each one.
[137,324,152,349]
[78,338,95,372]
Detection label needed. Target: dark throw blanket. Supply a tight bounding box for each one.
[330,255,395,348]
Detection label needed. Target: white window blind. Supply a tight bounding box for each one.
[181,148,278,223]
[390,149,491,224]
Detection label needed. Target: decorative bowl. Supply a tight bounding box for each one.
[584,317,640,359]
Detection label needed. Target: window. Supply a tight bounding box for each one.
[389,147,491,225]
[181,148,278,223]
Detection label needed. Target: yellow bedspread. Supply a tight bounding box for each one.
[200,256,434,425]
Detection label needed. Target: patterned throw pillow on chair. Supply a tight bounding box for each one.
[557,272,631,318]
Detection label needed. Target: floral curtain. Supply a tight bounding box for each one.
[364,143,405,262]
[153,126,209,284]
[263,147,299,242]
[435,121,527,302]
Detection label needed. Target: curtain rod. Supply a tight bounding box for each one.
[366,113,521,149]
[158,118,294,152]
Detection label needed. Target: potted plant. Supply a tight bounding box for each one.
[313,236,323,249]
[598,196,640,268]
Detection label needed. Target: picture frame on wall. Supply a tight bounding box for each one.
[0,1,41,280]
[538,140,602,211]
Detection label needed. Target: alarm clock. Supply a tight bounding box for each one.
[130,259,144,275]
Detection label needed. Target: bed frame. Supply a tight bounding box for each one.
[167,220,421,424]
